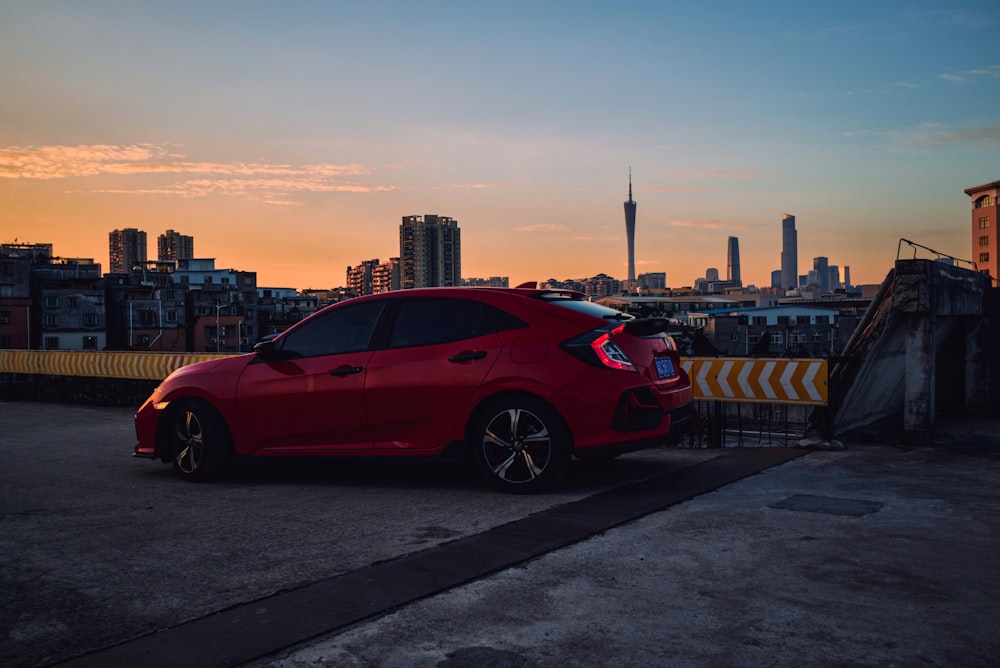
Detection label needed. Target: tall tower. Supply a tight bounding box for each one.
[780,214,798,291]
[109,228,147,274]
[399,214,461,289]
[965,180,1000,282]
[726,236,741,285]
[158,229,194,262]
[624,169,637,282]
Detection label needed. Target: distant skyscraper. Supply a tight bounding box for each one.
[624,170,637,282]
[813,256,829,292]
[726,236,741,285]
[109,228,147,274]
[705,267,720,282]
[158,229,194,262]
[844,266,851,291]
[780,214,798,291]
[399,214,461,289]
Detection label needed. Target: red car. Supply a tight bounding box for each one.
[134,285,693,492]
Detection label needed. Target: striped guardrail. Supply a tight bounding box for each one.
[0,350,235,381]
[683,357,828,406]
[0,351,828,406]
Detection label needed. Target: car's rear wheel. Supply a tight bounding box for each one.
[167,399,230,481]
[471,397,571,493]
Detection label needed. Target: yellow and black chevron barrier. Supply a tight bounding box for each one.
[682,357,828,406]
[0,350,234,381]
[0,351,828,406]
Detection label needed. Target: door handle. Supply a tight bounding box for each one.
[448,350,487,363]
[329,365,363,377]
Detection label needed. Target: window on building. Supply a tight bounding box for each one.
[980,236,991,247]
[165,310,177,323]
[67,296,78,308]
[980,217,991,229]
[44,336,59,349]
[44,296,59,308]
[748,333,760,345]
[976,195,995,208]
[205,326,217,337]
[0,334,10,348]
[812,332,824,342]
[752,316,767,326]
[43,314,58,327]
[83,314,98,327]
[772,332,784,344]
[777,315,791,325]
[0,310,9,324]
[980,252,990,263]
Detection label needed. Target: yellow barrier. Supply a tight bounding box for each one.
[0,350,234,381]
[0,350,827,406]
[683,357,828,406]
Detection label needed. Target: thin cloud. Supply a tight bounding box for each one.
[431,183,493,190]
[512,224,569,232]
[0,142,390,203]
[668,219,747,231]
[938,64,1000,83]
[660,169,761,181]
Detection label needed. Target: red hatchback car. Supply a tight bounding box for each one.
[134,285,693,492]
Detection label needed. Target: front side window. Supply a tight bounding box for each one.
[279,300,385,358]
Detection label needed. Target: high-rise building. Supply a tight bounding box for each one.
[158,229,194,262]
[844,266,851,291]
[965,180,999,282]
[346,259,380,296]
[813,256,829,292]
[109,228,147,274]
[624,170,637,282]
[726,236,741,285]
[638,272,666,290]
[399,214,461,289]
[780,214,798,291]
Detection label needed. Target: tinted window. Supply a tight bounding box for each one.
[544,297,633,321]
[389,298,523,348]
[279,300,385,358]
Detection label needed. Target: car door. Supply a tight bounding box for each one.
[364,297,506,451]
[234,299,385,455]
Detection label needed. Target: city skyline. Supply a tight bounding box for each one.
[2,2,997,290]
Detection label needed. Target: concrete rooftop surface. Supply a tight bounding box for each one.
[235,419,1000,668]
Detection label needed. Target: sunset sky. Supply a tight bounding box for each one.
[2,1,998,290]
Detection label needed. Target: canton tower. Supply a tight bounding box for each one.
[624,169,637,282]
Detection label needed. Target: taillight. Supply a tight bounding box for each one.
[561,324,637,372]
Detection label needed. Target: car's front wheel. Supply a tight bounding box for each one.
[167,399,231,481]
[471,397,571,493]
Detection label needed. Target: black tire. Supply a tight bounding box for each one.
[470,396,571,493]
[167,399,231,481]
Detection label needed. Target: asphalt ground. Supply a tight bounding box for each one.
[247,426,1000,668]
[1,402,998,667]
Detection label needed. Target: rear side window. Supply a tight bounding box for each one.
[279,300,385,358]
[544,298,633,321]
[388,298,524,348]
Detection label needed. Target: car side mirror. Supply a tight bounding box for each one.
[253,339,280,362]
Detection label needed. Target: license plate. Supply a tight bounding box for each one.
[654,357,675,379]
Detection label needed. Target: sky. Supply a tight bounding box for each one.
[1,1,998,291]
